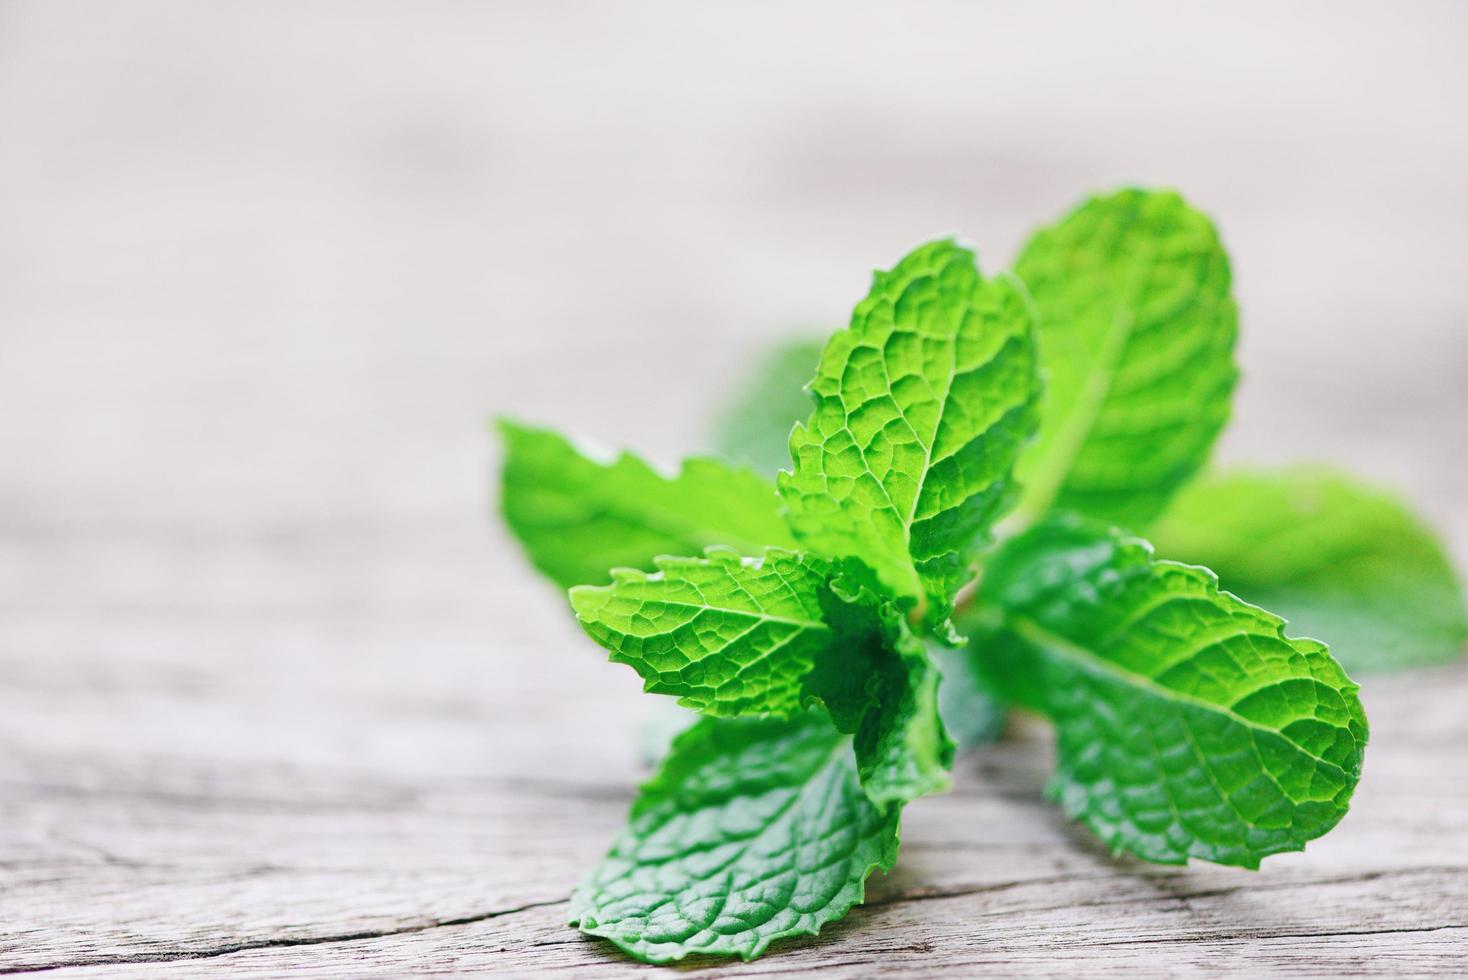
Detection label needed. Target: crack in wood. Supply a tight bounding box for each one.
[1098,922,1468,946]
[861,866,1465,915]
[865,870,1138,907]
[0,898,569,975]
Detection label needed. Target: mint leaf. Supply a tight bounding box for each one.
[806,584,954,807]
[975,516,1368,868]
[573,548,955,805]
[571,710,900,963]
[498,420,794,589]
[635,700,701,768]
[778,240,1038,620]
[933,644,1008,750]
[853,635,953,806]
[639,647,998,770]
[570,548,833,717]
[1012,189,1238,528]
[711,335,1009,752]
[1150,466,1467,674]
[712,338,824,477]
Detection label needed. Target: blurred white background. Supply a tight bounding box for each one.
[2,0,1465,658]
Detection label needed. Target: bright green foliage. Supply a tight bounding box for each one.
[638,644,1003,764]
[492,188,1443,964]
[712,338,825,476]
[573,547,956,804]
[1013,189,1238,528]
[1150,466,1467,674]
[974,517,1368,868]
[778,240,1038,622]
[570,549,832,717]
[707,336,1014,754]
[498,420,793,589]
[570,710,899,963]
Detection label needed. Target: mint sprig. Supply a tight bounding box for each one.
[497,187,1464,964]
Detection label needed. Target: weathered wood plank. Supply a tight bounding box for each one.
[2,646,1465,973]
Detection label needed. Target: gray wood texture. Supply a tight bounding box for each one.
[2,1,1465,974]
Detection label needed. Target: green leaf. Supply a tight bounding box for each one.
[635,700,701,768]
[854,635,953,806]
[571,710,900,963]
[573,550,956,806]
[1012,189,1238,528]
[498,419,794,590]
[975,516,1368,868]
[638,657,992,772]
[778,239,1038,621]
[933,643,1008,750]
[570,548,831,717]
[805,583,954,808]
[1150,466,1467,674]
[711,338,825,477]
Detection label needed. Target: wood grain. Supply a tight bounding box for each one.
[2,1,1466,974]
[2,642,1465,975]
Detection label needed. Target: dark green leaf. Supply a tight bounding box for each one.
[571,711,900,963]
[975,516,1368,868]
[805,579,955,807]
[933,644,1008,750]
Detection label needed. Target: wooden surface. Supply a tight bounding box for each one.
[2,2,1467,975]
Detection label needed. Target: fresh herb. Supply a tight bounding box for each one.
[570,709,899,963]
[497,188,1464,963]
[1149,466,1468,674]
[967,515,1366,867]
